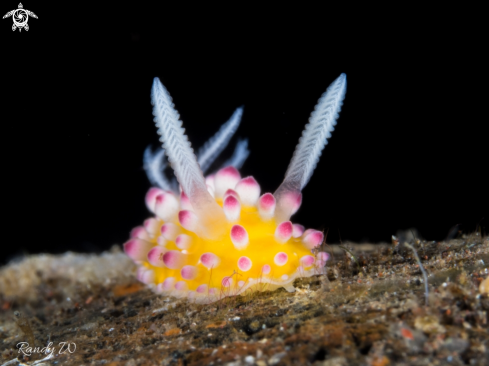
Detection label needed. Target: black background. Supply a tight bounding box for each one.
[1,3,486,265]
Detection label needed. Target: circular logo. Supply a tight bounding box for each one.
[12,9,28,27]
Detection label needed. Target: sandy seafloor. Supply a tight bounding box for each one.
[1,233,488,366]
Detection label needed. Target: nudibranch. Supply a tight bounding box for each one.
[124,74,347,303]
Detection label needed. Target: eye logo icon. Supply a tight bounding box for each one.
[3,3,37,32]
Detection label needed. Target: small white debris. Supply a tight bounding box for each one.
[268,352,286,365]
[256,349,263,358]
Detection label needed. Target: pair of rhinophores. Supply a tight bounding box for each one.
[124,74,347,303]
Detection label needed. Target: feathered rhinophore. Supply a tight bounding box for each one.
[143,106,248,193]
[197,107,244,173]
[124,74,347,303]
[221,138,249,170]
[143,147,170,191]
[274,73,347,221]
[150,80,226,238]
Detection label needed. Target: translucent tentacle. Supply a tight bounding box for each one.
[143,146,174,192]
[221,138,250,170]
[274,73,347,222]
[197,107,243,173]
[144,108,246,192]
[151,78,225,238]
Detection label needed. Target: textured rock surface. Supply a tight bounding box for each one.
[1,234,488,365]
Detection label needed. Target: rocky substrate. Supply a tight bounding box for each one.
[1,233,488,366]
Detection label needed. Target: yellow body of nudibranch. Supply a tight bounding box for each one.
[125,167,327,303]
[124,73,346,303]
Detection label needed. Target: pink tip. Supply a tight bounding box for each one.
[175,281,188,291]
[238,280,245,287]
[155,284,164,293]
[162,250,185,269]
[221,276,233,288]
[302,230,324,249]
[235,176,261,206]
[123,238,153,261]
[180,191,193,210]
[276,190,302,218]
[230,225,249,250]
[160,223,180,241]
[275,221,293,243]
[154,192,179,221]
[145,187,165,212]
[237,256,252,272]
[136,266,146,281]
[175,234,192,250]
[223,189,239,200]
[274,252,288,266]
[262,264,271,275]
[223,195,241,221]
[196,284,208,293]
[258,193,276,219]
[178,210,198,232]
[316,251,330,267]
[137,267,155,284]
[161,277,176,291]
[181,265,198,280]
[130,226,151,241]
[214,166,241,198]
[292,224,305,238]
[147,246,167,267]
[140,269,155,284]
[317,252,329,261]
[200,252,220,269]
[300,255,315,267]
[143,218,160,236]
